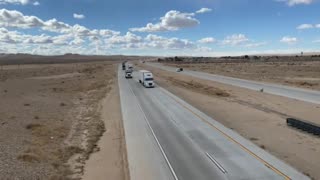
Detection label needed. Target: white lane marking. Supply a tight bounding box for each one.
[159,87,292,180]
[205,152,227,174]
[126,80,179,180]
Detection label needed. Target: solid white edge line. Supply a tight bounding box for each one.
[127,80,179,180]
[206,152,227,174]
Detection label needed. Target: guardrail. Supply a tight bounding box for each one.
[287,118,320,136]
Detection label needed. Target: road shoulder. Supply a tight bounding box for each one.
[82,72,129,180]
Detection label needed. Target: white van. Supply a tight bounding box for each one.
[139,70,154,88]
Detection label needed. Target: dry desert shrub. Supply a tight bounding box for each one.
[17,153,41,163]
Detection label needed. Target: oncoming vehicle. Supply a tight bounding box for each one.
[139,70,154,88]
[176,68,183,72]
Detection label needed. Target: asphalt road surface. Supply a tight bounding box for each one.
[146,63,320,105]
[118,67,309,180]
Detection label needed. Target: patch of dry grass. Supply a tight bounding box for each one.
[25,123,42,130]
[298,81,318,87]
[166,77,230,97]
[17,153,41,163]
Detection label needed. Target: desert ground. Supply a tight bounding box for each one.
[161,57,320,91]
[0,58,128,180]
[138,61,320,179]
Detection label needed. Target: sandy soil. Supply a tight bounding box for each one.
[82,78,129,180]
[0,61,126,179]
[164,61,320,90]
[139,63,320,179]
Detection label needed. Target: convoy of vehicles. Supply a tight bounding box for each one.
[122,62,154,88]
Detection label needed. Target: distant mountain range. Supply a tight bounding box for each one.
[0,53,153,65]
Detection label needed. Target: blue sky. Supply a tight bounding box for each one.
[0,0,320,56]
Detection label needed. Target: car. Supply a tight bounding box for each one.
[125,71,132,78]
[176,68,183,72]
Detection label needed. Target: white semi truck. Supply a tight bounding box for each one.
[139,70,154,88]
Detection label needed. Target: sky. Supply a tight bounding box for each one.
[0,0,320,56]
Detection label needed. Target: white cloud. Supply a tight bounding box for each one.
[52,34,74,45]
[0,9,120,38]
[0,0,29,5]
[0,34,17,43]
[107,32,142,44]
[280,36,298,44]
[0,0,39,5]
[277,0,313,6]
[196,8,212,14]
[297,24,314,29]
[0,28,54,44]
[104,33,199,50]
[24,34,53,44]
[130,10,200,32]
[0,9,45,28]
[99,29,120,37]
[73,13,85,19]
[315,24,320,28]
[198,37,216,44]
[313,39,320,43]
[244,42,267,48]
[222,34,249,46]
[42,18,71,33]
[144,34,196,49]
[70,38,85,45]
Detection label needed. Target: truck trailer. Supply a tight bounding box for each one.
[139,70,154,88]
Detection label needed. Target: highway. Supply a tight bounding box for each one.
[146,63,320,105]
[118,67,309,180]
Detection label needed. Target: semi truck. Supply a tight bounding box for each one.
[139,70,154,88]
